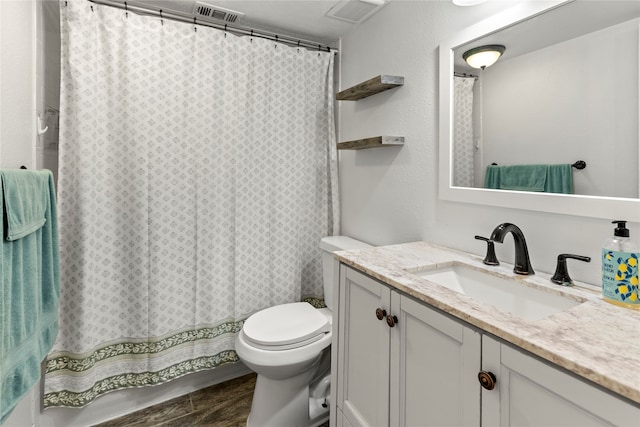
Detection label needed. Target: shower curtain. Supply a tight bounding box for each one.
[453,76,475,187]
[45,0,339,408]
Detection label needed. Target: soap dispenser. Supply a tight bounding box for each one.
[602,220,639,309]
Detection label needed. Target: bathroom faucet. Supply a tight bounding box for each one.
[489,223,535,275]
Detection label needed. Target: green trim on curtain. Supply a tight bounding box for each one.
[43,351,239,408]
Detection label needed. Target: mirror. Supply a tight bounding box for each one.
[439,0,640,221]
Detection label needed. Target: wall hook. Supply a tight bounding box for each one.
[37,115,48,136]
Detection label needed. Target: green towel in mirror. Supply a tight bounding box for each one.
[484,164,573,194]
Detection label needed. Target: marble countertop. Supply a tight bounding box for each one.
[335,241,640,404]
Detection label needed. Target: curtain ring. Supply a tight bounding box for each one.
[159,10,163,26]
[275,35,278,48]
[124,2,128,18]
[193,17,197,32]
[224,24,227,38]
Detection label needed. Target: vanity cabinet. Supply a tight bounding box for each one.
[333,265,640,427]
[335,265,481,427]
[481,336,639,426]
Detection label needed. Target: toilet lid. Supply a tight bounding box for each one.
[243,302,331,349]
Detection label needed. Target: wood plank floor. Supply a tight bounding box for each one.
[94,374,257,427]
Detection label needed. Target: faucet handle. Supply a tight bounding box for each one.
[551,254,591,286]
[475,235,500,266]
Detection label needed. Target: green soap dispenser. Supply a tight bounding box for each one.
[602,220,639,309]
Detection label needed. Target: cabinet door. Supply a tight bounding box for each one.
[338,266,391,427]
[390,294,481,427]
[336,407,354,427]
[482,335,640,426]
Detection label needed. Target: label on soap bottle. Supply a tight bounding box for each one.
[602,250,639,309]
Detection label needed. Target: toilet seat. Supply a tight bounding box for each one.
[243,302,331,351]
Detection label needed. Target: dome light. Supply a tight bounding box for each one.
[462,45,506,69]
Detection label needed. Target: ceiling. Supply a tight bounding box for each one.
[111,0,368,47]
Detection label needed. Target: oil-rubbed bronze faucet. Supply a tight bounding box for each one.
[490,223,534,275]
[551,254,591,286]
[475,235,499,266]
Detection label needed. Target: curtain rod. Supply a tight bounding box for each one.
[84,0,338,53]
[454,71,478,79]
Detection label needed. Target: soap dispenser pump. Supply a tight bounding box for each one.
[602,220,639,309]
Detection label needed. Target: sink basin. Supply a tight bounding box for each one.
[411,263,583,321]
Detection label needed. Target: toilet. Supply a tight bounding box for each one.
[235,236,371,427]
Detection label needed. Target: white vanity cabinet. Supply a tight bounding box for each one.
[333,264,640,427]
[335,265,481,427]
[481,335,640,426]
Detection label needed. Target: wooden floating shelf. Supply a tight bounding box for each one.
[337,136,404,150]
[336,75,404,101]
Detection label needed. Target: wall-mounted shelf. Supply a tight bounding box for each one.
[336,75,404,101]
[337,136,404,150]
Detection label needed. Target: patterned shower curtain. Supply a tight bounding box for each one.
[453,76,476,187]
[45,0,339,408]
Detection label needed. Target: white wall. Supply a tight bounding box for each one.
[35,0,61,185]
[481,18,639,198]
[0,1,39,425]
[337,0,639,287]
[0,0,36,169]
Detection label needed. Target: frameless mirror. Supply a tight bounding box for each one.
[439,0,640,221]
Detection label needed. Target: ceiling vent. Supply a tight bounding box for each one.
[193,2,244,24]
[326,0,386,24]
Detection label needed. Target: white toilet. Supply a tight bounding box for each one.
[235,236,371,427]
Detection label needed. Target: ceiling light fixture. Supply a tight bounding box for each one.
[462,45,506,69]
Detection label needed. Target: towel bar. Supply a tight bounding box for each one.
[571,160,586,170]
[490,161,586,170]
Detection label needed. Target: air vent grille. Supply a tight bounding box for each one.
[326,0,386,24]
[193,2,244,23]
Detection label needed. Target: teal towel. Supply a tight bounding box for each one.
[483,165,501,190]
[1,170,48,240]
[498,164,547,192]
[545,164,573,194]
[1,170,60,423]
[484,164,573,194]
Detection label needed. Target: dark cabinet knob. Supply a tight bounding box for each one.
[386,314,398,328]
[478,371,496,390]
[375,308,387,320]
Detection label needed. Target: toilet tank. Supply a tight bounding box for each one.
[319,236,372,311]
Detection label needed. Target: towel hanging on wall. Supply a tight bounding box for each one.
[0,169,60,423]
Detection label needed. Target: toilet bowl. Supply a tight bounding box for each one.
[234,236,371,427]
